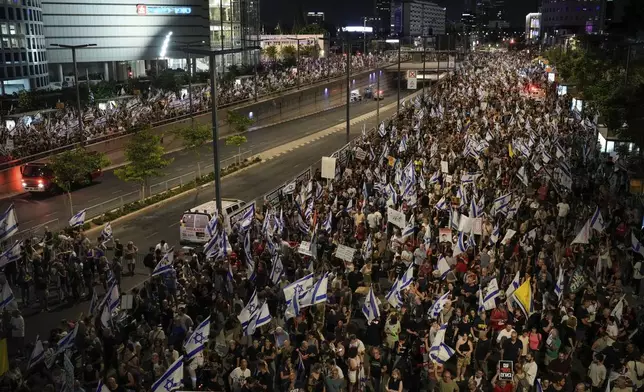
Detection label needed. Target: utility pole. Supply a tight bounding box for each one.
[397,38,402,114]
[422,36,427,95]
[345,33,351,143]
[50,43,97,143]
[175,40,205,127]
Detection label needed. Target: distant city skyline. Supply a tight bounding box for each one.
[261,0,538,29]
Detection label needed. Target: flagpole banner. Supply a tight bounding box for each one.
[387,208,406,228]
[334,244,357,262]
[321,157,336,179]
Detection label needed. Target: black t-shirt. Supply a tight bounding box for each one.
[256,370,273,392]
[473,316,488,333]
[502,339,523,362]
[370,357,386,379]
[475,337,491,360]
[347,270,363,292]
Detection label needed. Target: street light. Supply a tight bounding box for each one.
[50,43,97,142]
[183,46,261,212]
[386,38,402,114]
[175,40,206,127]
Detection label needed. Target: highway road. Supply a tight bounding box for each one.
[2,78,407,236]
[21,85,409,340]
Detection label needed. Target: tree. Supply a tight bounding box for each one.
[280,45,297,61]
[173,123,211,177]
[115,128,173,199]
[226,135,248,163]
[227,110,254,134]
[153,71,179,93]
[264,46,278,61]
[49,148,110,216]
[17,90,33,111]
[297,23,326,35]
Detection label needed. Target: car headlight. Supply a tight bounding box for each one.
[22,182,27,187]
[38,183,44,189]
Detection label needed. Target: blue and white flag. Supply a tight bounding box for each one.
[492,193,512,214]
[385,279,404,309]
[300,273,329,308]
[244,231,255,280]
[399,263,415,292]
[238,290,259,329]
[632,233,644,258]
[590,206,605,232]
[429,170,441,184]
[285,291,301,320]
[361,286,381,324]
[270,255,284,284]
[227,263,234,282]
[206,213,219,237]
[461,172,481,184]
[505,271,521,299]
[322,213,332,234]
[101,222,113,241]
[184,316,210,360]
[152,250,175,276]
[378,122,387,137]
[401,216,415,240]
[0,204,19,242]
[435,196,449,211]
[0,281,15,309]
[54,322,79,356]
[28,336,45,369]
[489,223,500,246]
[151,356,184,392]
[105,283,120,312]
[429,324,455,363]
[452,231,467,257]
[437,256,450,279]
[363,235,373,260]
[554,268,564,301]
[536,379,544,392]
[480,278,500,310]
[428,291,450,319]
[69,209,87,228]
[96,380,110,392]
[283,274,314,303]
[88,290,98,316]
[244,302,272,335]
[0,240,21,268]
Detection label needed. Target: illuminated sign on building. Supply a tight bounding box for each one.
[136,4,192,15]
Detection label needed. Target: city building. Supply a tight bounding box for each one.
[43,0,210,82]
[374,0,391,37]
[210,0,261,70]
[306,12,324,25]
[391,0,446,37]
[476,0,506,29]
[525,12,542,42]
[257,34,328,58]
[1,0,49,93]
[540,0,606,36]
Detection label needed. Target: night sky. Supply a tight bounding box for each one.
[261,0,538,29]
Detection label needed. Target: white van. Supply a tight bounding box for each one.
[179,198,246,245]
[350,89,363,102]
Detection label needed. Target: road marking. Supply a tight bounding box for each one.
[145,231,159,239]
[44,212,58,217]
[168,221,181,228]
[87,197,101,203]
[112,190,122,195]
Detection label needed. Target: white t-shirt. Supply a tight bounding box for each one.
[10,316,24,338]
[497,328,516,343]
[229,367,251,389]
[155,242,170,254]
[557,202,570,218]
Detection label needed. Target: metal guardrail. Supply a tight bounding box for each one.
[0,62,402,171]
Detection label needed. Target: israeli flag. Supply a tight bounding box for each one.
[452,231,467,257]
[227,263,234,282]
[505,271,521,299]
[69,209,87,228]
[268,255,284,284]
[96,380,110,392]
[244,231,255,280]
[481,278,500,310]
[151,356,184,392]
[386,184,398,205]
[469,197,479,219]
[536,379,544,392]
[285,291,301,320]
[296,213,310,235]
[206,213,219,237]
[0,281,15,309]
[0,204,19,242]
[461,172,481,184]
[239,204,255,232]
[590,206,605,232]
[361,286,381,324]
[516,166,529,187]
[378,122,387,137]
[429,291,450,319]
[435,196,449,211]
[245,302,272,335]
[401,216,415,240]
[385,279,404,309]
[437,256,450,279]
[467,229,477,249]
[554,268,564,301]
[398,135,408,153]
[152,250,175,276]
[399,263,415,292]
[429,324,456,364]
[429,170,441,184]
[88,290,98,316]
[54,322,79,356]
[101,222,113,240]
[492,193,512,213]
[322,213,332,234]
[28,336,45,369]
[184,316,210,360]
[363,234,373,260]
[489,223,500,246]
[283,274,315,303]
[0,240,22,268]
[300,273,329,308]
[450,209,460,231]
[104,283,121,312]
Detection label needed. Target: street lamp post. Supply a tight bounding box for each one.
[50,43,97,142]
[183,46,261,211]
[422,37,427,95]
[345,34,351,143]
[397,39,402,114]
[176,40,206,128]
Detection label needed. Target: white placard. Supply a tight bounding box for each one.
[500,229,516,245]
[121,294,134,310]
[445,174,453,183]
[321,156,336,179]
[407,78,417,90]
[298,241,313,256]
[387,208,406,228]
[355,148,367,160]
[458,215,472,233]
[472,218,483,235]
[441,160,449,173]
[335,244,357,262]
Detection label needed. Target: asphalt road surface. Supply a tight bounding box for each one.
[21,89,407,340]
[2,78,406,235]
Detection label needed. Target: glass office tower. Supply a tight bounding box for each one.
[209,0,260,72]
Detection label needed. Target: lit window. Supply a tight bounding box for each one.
[9,24,16,35]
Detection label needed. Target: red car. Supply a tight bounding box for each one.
[21,161,102,194]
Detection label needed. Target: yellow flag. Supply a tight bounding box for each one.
[508,143,515,158]
[0,339,9,376]
[512,278,533,318]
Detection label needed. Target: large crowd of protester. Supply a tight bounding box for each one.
[1,50,644,392]
[0,53,403,161]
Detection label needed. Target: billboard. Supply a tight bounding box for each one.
[136,4,192,15]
